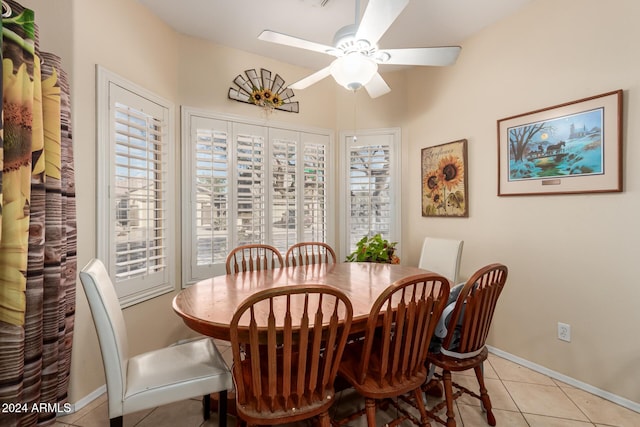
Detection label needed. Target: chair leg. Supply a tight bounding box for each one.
[203,394,211,420]
[219,390,228,427]
[412,387,431,427]
[474,365,496,426]
[318,410,331,427]
[110,416,123,427]
[365,398,377,427]
[441,371,457,427]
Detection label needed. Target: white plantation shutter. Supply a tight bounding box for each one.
[113,102,169,281]
[193,118,231,270]
[97,68,175,306]
[342,130,400,256]
[270,129,298,252]
[270,129,330,254]
[301,133,329,243]
[182,110,333,284]
[235,124,267,245]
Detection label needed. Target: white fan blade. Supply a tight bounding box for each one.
[289,66,333,89]
[355,0,410,46]
[258,30,337,56]
[379,47,461,66]
[364,73,391,98]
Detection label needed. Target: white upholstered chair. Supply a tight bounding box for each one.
[79,259,233,427]
[418,237,464,285]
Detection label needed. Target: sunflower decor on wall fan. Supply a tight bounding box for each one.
[228,68,299,113]
[421,139,468,217]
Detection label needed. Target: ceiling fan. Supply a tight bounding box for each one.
[258,0,461,98]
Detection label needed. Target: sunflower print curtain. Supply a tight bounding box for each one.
[0,1,77,425]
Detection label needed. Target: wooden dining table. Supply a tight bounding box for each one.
[172,262,436,341]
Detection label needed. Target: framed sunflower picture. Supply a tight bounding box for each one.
[421,139,468,217]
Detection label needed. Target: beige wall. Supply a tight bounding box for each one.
[21,0,639,408]
[71,0,185,401]
[404,0,640,403]
[175,35,337,129]
[335,70,408,131]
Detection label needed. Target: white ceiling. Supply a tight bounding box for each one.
[137,0,532,72]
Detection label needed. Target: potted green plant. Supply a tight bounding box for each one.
[345,234,400,264]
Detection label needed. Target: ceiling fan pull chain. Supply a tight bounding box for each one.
[353,90,358,142]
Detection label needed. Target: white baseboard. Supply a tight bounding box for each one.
[487,346,640,414]
[63,384,106,414]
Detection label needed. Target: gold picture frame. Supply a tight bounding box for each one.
[421,139,468,217]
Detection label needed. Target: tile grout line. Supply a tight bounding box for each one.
[487,354,600,426]
[485,355,531,424]
[488,354,629,426]
[555,383,603,427]
[488,346,640,414]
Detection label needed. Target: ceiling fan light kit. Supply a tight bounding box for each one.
[330,53,378,91]
[257,0,461,98]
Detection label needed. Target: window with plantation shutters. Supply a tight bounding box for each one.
[341,129,401,258]
[192,119,230,270]
[181,109,333,284]
[271,130,298,251]
[97,67,175,306]
[301,133,329,243]
[236,125,267,245]
[268,130,330,251]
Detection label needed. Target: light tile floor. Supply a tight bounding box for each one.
[57,342,640,427]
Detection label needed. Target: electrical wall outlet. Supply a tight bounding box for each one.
[557,322,571,342]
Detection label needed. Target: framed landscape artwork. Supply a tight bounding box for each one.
[498,90,622,196]
[421,139,468,217]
